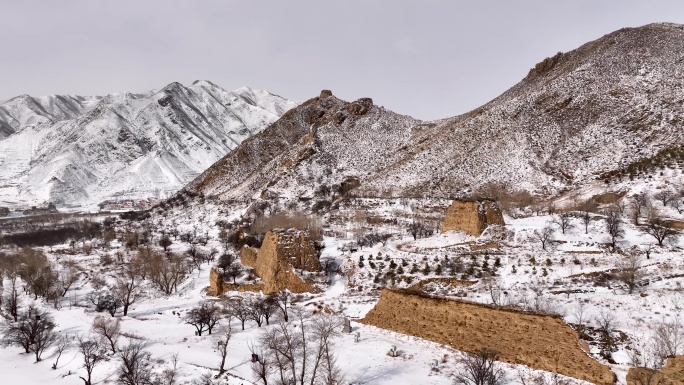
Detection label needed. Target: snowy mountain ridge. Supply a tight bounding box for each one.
[185,23,684,211]
[0,81,298,209]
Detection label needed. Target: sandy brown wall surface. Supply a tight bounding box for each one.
[239,231,319,294]
[440,199,505,236]
[361,290,615,385]
[627,355,684,385]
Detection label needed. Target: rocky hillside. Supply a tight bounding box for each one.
[0,81,297,208]
[186,23,684,208]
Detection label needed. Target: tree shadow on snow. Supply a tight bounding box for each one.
[348,363,406,384]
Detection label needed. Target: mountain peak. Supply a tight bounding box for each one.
[0,82,298,208]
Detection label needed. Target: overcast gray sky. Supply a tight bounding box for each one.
[2,1,684,120]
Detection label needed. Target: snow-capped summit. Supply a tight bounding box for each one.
[0,82,298,209]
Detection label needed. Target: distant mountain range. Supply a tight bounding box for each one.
[0,81,297,209]
[185,23,684,211]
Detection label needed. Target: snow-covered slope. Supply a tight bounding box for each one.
[0,81,297,208]
[186,23,684,210]
[0,94,101,138]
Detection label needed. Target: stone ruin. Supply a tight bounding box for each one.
[440,198,505,236]
[239,229,321,294]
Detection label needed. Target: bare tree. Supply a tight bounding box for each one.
[3,276,21,322]
[249,341,272,385]
[159,353,180,385]
[113,268,142,316]
[408,220,429,240]
[269,291,290,322]
[670,191,684,214]
[535,225,555,251]
[595,309,615,338]
[2,305,56,359]
[552,213,572,234]
[92,316,121,353]
[227,297,250,330]
[643,216,680,247]
[642,243,656,260]
[186,244,207,273]
[159,234,172,252]
[31,321,58,362]
[87,291,121,316]
[57,264,81,297]
[215,325,233,375]
[653,316,683,360]
[17,248,57,299]
[216,252,236,272]
[653,190,674,207]
[617,251,644,294]
[255,310,344,385]
[604,209,624,248]
[51,334,70,370]
[453,349,506,385]
[310,315,344,385]
[218,228,231,251]
[246,298,265,327]
[629,193,650,226]
[78,336,106,385]
[570,301,588,335]
[185,301,221,336]
[579,210,592,234]
[482,274,504,306]
[149,253,187,295]
[116,342,153,385]
[260,296,278,325]
[224,262,244,285]
[627,331,668,385]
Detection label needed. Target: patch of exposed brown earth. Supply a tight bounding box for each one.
[361,289,615,385]
[440,199,505,236]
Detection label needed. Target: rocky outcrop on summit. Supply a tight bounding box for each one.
[187,23,684,207]
[0,82,296,207]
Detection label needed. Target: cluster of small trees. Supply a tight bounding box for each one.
[74,333,180,385]
[186,293,291,335]
[534,196,680,252]
[408,220,436,240]
[250,311,345,385]
[0,248,81,308]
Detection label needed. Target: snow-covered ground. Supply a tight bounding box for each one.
[0,196,682,384]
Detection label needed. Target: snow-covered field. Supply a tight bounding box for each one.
[0,193,682,384]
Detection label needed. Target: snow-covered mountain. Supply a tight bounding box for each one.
[186,23,684,209]
[0,81,297,209]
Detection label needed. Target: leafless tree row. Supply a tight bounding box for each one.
[250,311,345,385]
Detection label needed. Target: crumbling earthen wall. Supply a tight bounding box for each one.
[239,230,320,294]
[209,267,224,295]
[361,290,615,385]
[440,199,505,236]
[208,267,265,295]
[627,355,684,385]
